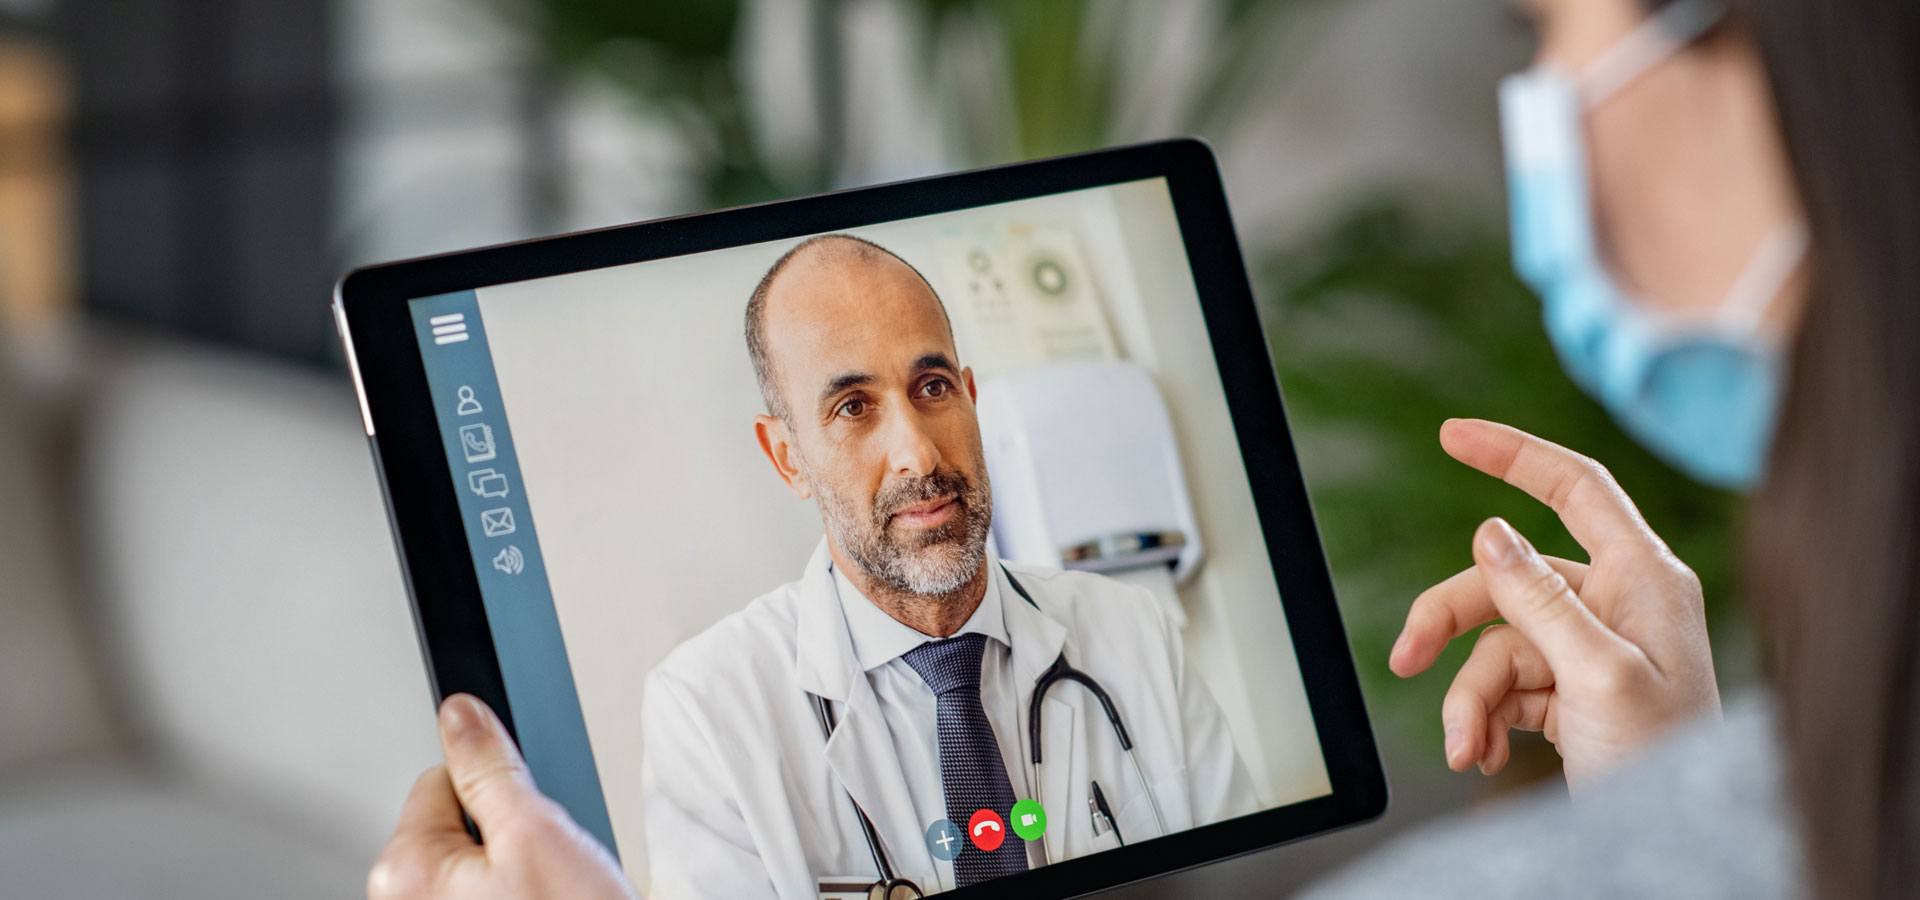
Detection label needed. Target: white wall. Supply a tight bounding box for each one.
[479,178,1328,884]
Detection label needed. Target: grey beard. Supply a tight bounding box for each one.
[856,512,988,596]
[815,466,993,599]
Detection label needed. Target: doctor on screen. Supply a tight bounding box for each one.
[637,234,1259,899]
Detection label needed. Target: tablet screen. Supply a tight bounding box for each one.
[404,176,1331,896]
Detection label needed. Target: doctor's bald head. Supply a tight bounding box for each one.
[744,235,954,422]
[744,234,994,606]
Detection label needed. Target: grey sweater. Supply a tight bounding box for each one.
[1301,693,1805,899]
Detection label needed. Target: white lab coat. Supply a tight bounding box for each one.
[638,540,1258,899]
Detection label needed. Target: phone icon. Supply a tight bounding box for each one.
[459,422,496,463]
[967,809,1006,852]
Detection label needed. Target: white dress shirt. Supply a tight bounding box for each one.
[829,562,1039,890]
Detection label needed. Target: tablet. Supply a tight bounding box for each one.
[336,139,1383,899]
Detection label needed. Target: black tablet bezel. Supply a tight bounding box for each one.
[336,138,1385,898]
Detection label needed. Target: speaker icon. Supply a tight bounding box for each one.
[492,545,525,576]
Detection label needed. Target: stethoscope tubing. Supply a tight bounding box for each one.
[1025,652,1170,847]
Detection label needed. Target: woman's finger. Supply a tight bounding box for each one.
[1481,688,1554,776]
[367,766,473,900]
[392,765,468,842]
[1439,624,1553,771]
[1439,418,1656,555]
[1392,556,1590,676]
[438,693,544,836]
[1472,517,1634,675]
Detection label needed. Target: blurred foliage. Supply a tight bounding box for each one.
[510,0,1319,205]
[505,0,1752,755]
[915,0,1307,161]
[501,0,783,203]
[1256,202,1749,748]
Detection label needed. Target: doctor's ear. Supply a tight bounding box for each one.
[963,366,977,403]
[755,413,813,499]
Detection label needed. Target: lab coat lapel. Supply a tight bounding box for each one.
[999,564,1068,701]
[999,565,1082,853]
[793,540,853,702]
[820,671,927,882]
[1034,687,1080,859]
[796,539,931,882]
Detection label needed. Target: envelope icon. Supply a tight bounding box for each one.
[480,506,517,538]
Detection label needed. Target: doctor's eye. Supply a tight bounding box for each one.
[836,397,870,419]
[918,377,953,399]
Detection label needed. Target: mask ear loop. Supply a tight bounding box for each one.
[1716,223,1810,337]
[1630,222,1807,354]
[1582,0,1729,106]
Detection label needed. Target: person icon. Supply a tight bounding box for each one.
[455,385,483,416]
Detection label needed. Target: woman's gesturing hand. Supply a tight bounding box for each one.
[1390,419,1722,789]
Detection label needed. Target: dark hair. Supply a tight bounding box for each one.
[1725,1,1920,897]
[742,233,948,421]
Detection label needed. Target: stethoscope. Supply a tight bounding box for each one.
[808,568,1168,899]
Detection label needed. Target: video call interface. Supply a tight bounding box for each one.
[409,177,1332,897]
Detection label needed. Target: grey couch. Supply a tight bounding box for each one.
[0,330,437,898]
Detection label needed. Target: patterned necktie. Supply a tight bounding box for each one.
[900,633,1029,886]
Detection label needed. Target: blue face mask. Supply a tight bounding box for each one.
[1499,0,1807,490]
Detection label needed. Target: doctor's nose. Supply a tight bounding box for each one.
[882,408,941,478]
